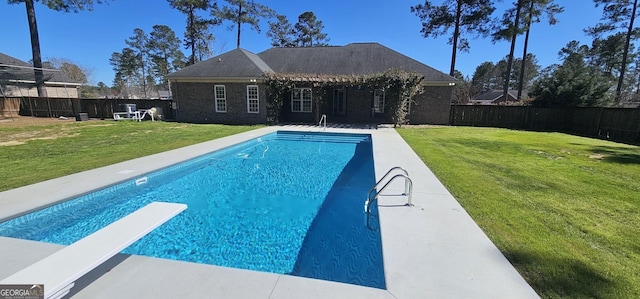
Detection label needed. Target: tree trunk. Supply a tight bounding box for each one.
[236,2,242,48]
[517,0,534,101]
[616,0,638,103]
[188,6,196,65]
[503,0,522,103]
[450,1,462,77]
[25,0,47,98]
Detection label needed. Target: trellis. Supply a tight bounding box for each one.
[263,69,425,127]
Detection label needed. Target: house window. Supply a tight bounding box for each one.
[292,88,312,112]
[247,85,259,113]
[214,85,226,112]
[374,89,385,113]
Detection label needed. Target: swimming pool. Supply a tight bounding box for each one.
[0,131,385,289]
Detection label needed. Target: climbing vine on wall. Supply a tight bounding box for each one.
[263,69,424,127]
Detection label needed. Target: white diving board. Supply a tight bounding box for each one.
[0,202,187,299]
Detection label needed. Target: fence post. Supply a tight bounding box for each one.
[28,97,34,116]
[449,105,456,126]
[595,107,604,137]
[635,109,640,142]
[524,105,530,129]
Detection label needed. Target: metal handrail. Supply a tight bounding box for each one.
[366,166,409,202]
[319,114,327,130]
[364,167,413,230]
[365,174,413,214]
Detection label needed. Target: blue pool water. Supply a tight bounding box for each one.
[0,131,385,289]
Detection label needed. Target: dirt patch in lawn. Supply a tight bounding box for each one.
[0,116,83,146]
[0,116,77,128]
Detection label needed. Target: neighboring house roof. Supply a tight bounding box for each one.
[167,43,455,83]
[472,90,518,104]
[158,90,172,99]
[0,52,81,85]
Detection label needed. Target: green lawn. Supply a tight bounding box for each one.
[0,120,260,192]
[397,127,640,298]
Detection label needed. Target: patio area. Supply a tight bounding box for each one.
[0,126,538,298]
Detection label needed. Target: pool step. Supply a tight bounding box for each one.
[275,132,370,144]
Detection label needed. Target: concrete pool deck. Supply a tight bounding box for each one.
[0,126,539,298]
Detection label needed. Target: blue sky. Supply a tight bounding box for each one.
[0,0,603,85]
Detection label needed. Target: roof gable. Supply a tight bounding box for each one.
[167,48,272,79]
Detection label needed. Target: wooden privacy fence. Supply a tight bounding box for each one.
[0,97,20,118]
[79,99,174,120]
[450,105,640,144]
[11,97,174,120]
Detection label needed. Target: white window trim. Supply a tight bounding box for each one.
[214,85,226,113]
[291,87,312,113]
[247,85,259,114]
[374,89,385,113]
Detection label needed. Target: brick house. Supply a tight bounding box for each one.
[166,43,456,125]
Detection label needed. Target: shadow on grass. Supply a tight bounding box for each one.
[504,249,618,298]
[588,145,640,164]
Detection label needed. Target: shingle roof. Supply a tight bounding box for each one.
[0,52,80,84]
[167,48,273,78]
[259,43,454,82]
[167,43,455,83]
[0,53,32,67]
[473,90,518,102]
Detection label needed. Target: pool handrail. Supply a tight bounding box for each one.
[364,167,413,230]
[0,202,187,299]
[319,114,327,130]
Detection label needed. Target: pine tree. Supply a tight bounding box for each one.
[294,11,330,47]
[267,14,296,47]
[212,0,275,48]
[168,0,219,65]
[8,0,106,97]
[411,0,496,76]
[587,0,639,102]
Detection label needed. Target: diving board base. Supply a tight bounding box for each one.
[0,202,187,299]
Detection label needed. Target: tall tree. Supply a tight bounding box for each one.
[589,33,632,77]
[168,0,218,65]
[493,0,525,106]
[471,61,498,94]
[146,25,186,90]
[41,57,90,84]
[126,28,149,97]
[411,0,496,76]
[530,50,612,106]
[294,11,330,47]
[470,55,539,96]
[110,48,141,99]
[588,0,639,102]
[452,70,472,104]
[267,14,296,47]
[8,0,105,97]
[517,0,563,100]
[212,0,274,48]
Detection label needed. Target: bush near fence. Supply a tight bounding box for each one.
[450,105,640,144]
[2,97,174,120]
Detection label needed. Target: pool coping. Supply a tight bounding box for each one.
[0,125,539,298]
